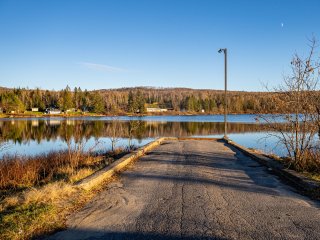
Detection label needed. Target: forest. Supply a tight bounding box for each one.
[0,86,287,115]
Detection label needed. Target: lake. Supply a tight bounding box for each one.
[0,114,285,158]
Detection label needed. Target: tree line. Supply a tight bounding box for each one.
[0,86,293,114]
[0,86,104,113]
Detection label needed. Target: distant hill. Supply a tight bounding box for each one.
[97,86,262,94]
[0,85,263,94]
[0,85,283,114]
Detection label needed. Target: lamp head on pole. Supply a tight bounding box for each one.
[218,48,226,54]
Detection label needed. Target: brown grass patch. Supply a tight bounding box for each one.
[0,149,127,190]
[0,146,133,239]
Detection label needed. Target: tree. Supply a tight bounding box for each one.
[31,88,45,111]
[127,91,135,113]
[58,86,73,111]
[90,92,105,113]
[136,91,146,114]
[0,92,25,113]
[261,37,320,171]
[127,91,145,113]
[73,87,79,110]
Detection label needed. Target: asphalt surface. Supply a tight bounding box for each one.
[50,140,320,240]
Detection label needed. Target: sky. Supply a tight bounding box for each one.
[0,0,319,91]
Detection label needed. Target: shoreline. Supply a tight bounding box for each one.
[0,112,263,119]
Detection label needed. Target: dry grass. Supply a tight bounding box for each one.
[0,181,78,215]
[0,150,118,190]
[0,147,132,239]
[0,176,117,239]
[264,148,320,180]
[23,182,77,205]
[0,182,84,240]
[302,172,320,182]
[0,177,118,240]
[280,149,320,173]
[69,168,95,183]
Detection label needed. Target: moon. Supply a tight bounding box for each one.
[281,23,284,27]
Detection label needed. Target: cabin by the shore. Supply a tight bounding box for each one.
[145,102,170,113]
[146,107,168,112]
[45,108,61,114]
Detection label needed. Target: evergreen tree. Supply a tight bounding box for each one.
[136,91,146,113]
[91,93,105,113]
[73,87,79,110]
[31,88,45,111]
[58,86,73,111]
[127,91,134,113]
[0,92,25,113]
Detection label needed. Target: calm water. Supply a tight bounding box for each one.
[0,114,285,157]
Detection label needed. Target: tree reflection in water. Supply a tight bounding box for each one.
[0,118,272,157]
[0,119,264,143]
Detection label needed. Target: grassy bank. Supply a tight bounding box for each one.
[0,147,132,239]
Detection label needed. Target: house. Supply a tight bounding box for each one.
[146,108,168,112]
[145,103,169,113]
[45,108,61,114]
[31,107,39,112]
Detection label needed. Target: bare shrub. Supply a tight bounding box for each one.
[261,37,320,172]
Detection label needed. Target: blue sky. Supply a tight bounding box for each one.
[0,0,319,91]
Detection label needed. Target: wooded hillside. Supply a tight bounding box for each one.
[0,86,285,114]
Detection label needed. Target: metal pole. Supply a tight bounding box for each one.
[224,49,227,139]
[218,48,228,139]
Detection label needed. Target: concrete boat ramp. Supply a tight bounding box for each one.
[50,139,320,240]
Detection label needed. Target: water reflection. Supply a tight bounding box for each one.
[0,119,264,143]
[0,117,278,157]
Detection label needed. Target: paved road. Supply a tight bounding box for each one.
[50,140,320,240]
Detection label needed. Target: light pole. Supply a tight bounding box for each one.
[218,48,228,139]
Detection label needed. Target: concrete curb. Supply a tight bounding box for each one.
[223,139,320,199]
[76,137,177,190]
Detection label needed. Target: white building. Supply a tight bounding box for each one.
[45,109,61,114]
[146,108,168,112]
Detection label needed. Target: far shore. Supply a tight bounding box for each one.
[0,111,263,119]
